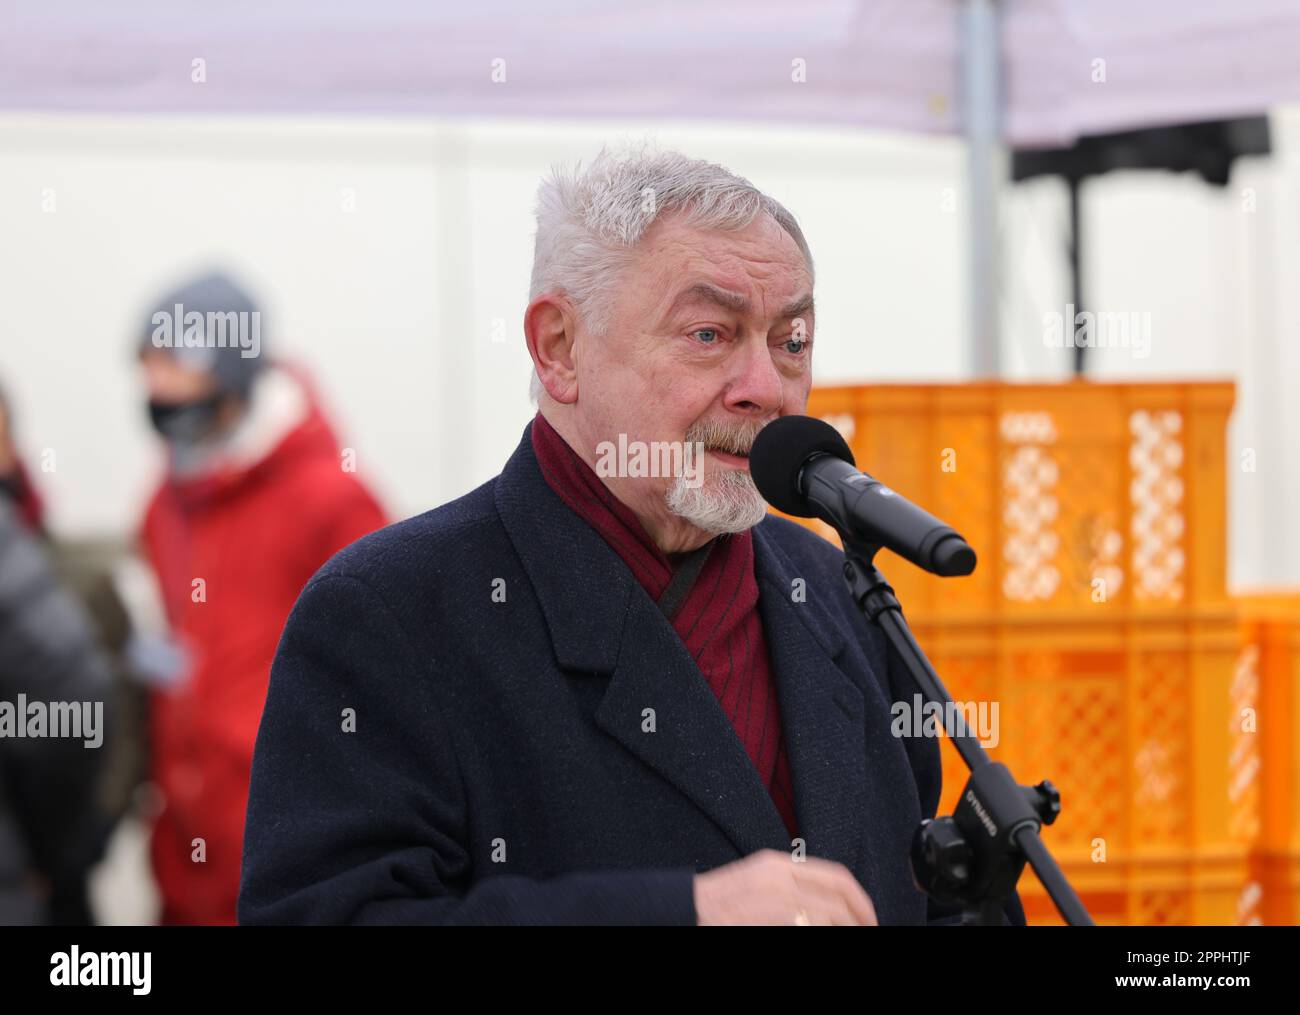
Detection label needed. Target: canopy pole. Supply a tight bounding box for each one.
[960,0,1004,377]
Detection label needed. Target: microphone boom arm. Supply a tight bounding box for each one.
[839,534,1094,927]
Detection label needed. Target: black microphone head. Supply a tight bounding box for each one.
[750,415,855,517]
[931,535,978,577]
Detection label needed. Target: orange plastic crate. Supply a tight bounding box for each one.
[802,380,1233,619]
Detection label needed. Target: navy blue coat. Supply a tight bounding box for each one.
[239,420,1026,926]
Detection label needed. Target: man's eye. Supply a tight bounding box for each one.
[783,338,809,354]
[692,328,720,344]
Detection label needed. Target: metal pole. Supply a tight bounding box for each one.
[960,0,1004,377]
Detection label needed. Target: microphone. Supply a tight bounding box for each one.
[750,415,976,577]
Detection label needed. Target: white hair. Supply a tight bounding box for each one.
[527,143,814,401]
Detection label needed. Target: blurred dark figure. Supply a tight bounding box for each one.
[0,386,146,926]
[0,491,114,924]
[135,270,387,924]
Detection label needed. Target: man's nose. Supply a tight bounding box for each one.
[724,337,784,416]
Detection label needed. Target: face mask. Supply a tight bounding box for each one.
[147,393,224,445]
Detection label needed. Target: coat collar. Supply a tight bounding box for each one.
[494,420,877,892]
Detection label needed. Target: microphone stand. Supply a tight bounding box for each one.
[838,534,1095,926]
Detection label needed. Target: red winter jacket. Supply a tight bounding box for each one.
[139,367,386,925]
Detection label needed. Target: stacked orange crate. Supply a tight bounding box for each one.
[795,381,1256,924]
[1235,593,1300,924]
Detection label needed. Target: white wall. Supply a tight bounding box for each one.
[1,110,1296,585]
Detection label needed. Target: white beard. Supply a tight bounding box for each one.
[665,463,769,534]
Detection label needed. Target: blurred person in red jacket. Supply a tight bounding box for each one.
[135,270,387,925]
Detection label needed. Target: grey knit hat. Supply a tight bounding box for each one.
[138,270,266,398]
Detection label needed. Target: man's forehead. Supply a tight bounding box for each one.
[633,214,812,319]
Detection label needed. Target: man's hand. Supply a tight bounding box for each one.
[692,849,879,926]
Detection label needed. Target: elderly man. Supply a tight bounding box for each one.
[239,148,1025,926]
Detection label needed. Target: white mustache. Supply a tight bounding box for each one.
[687,418,774,457]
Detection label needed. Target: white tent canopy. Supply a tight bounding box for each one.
[3,0,1298,146]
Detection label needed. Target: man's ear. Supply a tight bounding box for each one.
[524,295,580,404]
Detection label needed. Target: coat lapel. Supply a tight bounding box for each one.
[594,594,793,856]
[752,524,872,881]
